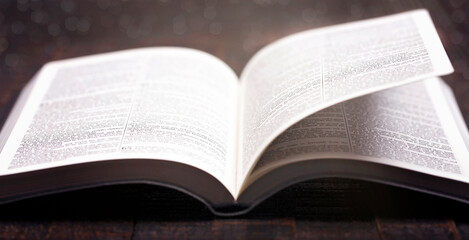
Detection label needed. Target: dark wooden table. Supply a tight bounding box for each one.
[1,0,469,239]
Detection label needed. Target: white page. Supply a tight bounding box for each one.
[0,48,239,195]
[246,78,469,188]
[237,9,454,190]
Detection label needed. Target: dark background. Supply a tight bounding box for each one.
[1,0,469,239]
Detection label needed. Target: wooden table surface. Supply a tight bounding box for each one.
[1,0,469,239]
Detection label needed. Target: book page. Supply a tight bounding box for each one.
[246,78,469,189]
[237,9,454,189]
[0,48,239,195]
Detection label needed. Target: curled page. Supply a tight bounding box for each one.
[238,9,454,191]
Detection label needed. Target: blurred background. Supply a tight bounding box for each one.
[1,0,468,119]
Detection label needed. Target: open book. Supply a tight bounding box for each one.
[0,9,466,216]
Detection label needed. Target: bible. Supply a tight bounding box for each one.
[1,9,466,216]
